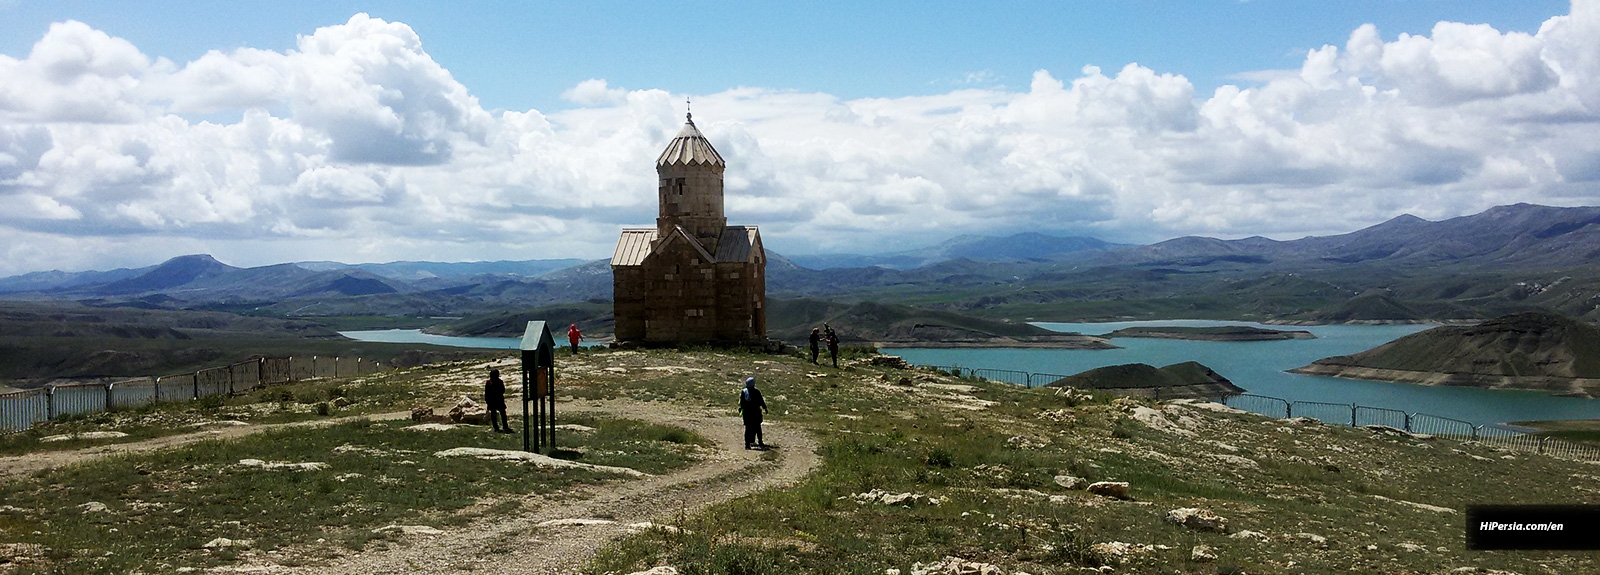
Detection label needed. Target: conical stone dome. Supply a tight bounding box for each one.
[656,114,725,167]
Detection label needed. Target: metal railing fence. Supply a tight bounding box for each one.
[915,362,1600,464]
[1,355,386,434]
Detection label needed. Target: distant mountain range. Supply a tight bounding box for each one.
[785,233,1124,270]
[2,203,1598,324]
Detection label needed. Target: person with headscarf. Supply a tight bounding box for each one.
[567,323,582,355]
[738,376,768,449]
[808,327,821,364]
[485,368,510,433]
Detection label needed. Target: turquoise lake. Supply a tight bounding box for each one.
[886,320,1600,426]
[343,323,1600,426]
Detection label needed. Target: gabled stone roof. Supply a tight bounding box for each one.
[611,225,763,267]
[656,115,726,168]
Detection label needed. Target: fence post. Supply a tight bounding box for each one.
[1404,413,1412,433]
[1539,436,1547,454]
[1350,404,1357,427]
[45,386,55,420]
[105,383,114,412]
[193,371,199,401]
[1286,402,1293,419]
[1472,425,1480,442]
[257,358,264,388]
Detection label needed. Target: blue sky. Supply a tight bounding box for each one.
[0,1,1568,113]
[0,1,1594,274]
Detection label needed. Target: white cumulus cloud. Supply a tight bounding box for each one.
[2,5,1600,276]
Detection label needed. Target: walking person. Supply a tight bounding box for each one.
[567,323,582,355]
[739,377,768,449]
[826,326,840,368]
[808,327,821,364]
[485,369,510,433]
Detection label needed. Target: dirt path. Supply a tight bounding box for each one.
[0,411,414,478]
[277,399,820,575]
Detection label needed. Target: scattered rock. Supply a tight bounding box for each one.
[1006,435,1046,449]
[1165,508,1228,532]
[1370,495,1457,514]
[1205,453,1260,470]
[237,459,328,471]
[449,397,487,425]
[625,567,678,575]
[331,397,352,408]
[202,537,253,549]
[539,518,617,527]
[372,524,444,536]
[1190,544,1218,562]
[410,406,434,421]
[78,501,109,514]
[1229,530,1270,542]
[909,555,1003,575]
[434,447,646,477]
[1294,532,1328,548]
[42,431,130,442]
[1127,407,1196,437]
[1053,475,1088,490]
[851,489,943,507]
[1285,417,1321,426]
[556,424,597,433]
[863,355,912,369]
[1087,541,1152,566]
[403,423,462,432]
[1086,481,1130,499]
[1397,542,1427,553]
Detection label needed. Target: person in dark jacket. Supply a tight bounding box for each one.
[485,369,510,433]
[808,327,821,364]
[739,377,768,449]
[826,326,840,368]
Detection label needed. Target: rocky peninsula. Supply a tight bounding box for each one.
[1290,312,1600,398]
[1105,325,1315,341]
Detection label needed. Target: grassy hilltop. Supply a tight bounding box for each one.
[0,347,1594,574]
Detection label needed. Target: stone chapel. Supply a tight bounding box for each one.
[610,113,767,345]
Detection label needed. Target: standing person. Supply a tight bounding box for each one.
[485,369,510,433]
[808,327,821,364]
[826,326,840,368]
[567,323,582,355]
[738,377,768,449]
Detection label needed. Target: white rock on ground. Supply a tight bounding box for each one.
[372,525,444,536]
[1128,407,1195,437]
[1370,495,1457,514]
[1295,532,1329,548]
[237,459,328,471]
[851,489,943,507]
[910,555,1004,575]
[202,537,253,549]
[1229,530,1271,542]
[403,423,461,432]
[433,447,647,477]
[555,424,597,433]
[1086,481,1130,499]
[78,501,109,513]
[624,567,678,575]
[1190,544,1218,562]
[1165,508,1228,532]
[41,431,129,442]
[1088,541,1152,566]
[1053,475,1088,489]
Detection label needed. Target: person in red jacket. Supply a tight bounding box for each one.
[567,324,582,355]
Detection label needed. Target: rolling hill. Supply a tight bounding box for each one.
[1292,312,1600,397]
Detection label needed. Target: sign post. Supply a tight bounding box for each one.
[519,321,557,453]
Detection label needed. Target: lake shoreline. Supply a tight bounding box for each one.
[1288,363,1600,399]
